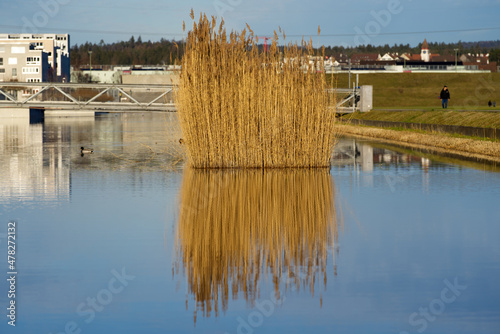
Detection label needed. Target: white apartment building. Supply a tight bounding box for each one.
[0,33,70,83]
[0,42,49,83]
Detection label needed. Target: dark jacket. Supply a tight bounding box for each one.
[440,88,450,99]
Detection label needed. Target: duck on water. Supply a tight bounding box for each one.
[81,147,94,154]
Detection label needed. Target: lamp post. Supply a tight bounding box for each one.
[454,48,458,72]
[88,50,92,83]
[348,58,351,88]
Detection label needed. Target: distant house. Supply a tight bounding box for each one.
[461,53,497,72]
[379,53,396,61]
[430,55,456,62]
[408,54,422,61]
[351,53,380,65]
[399,53,411,61]
[330,53,349,65]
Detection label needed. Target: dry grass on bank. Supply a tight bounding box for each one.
[174,168,340,322]
[177,11,338,168]
[339,124,500,161]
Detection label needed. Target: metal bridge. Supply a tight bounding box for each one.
[0,82,176,111]
[0,82,370,113]
[330,86,372,113]
[332,88,359,113]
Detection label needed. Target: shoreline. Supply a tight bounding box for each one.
[338,124,500,163]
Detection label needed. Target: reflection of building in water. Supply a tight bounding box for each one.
[333,138,436,190]
[1,113,184,205]
[333,138,432,170]
[175,169,340,323]
[0,118,70,203]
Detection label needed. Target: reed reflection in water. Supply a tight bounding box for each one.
[174,168,341,322]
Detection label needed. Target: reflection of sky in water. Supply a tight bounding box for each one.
[0,114,499,334]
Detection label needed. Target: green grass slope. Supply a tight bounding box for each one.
[330,73,500,109]
[347,110,500,129]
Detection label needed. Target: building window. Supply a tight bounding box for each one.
[0,47,4,53]
[22,67,40,74]
[0,68,5,73]
[12,68,17,77]
[0,58,2,65]
[26,56,41,65]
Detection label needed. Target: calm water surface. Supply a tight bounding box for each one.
[0,113,499,334]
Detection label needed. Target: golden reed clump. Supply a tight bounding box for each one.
[174,169,340,322]
[177,11,338,168]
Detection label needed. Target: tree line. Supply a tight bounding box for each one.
[70,37,500,67]
[70,36,185,68]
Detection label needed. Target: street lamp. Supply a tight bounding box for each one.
[454,48,458,72]
[88,50,92,83]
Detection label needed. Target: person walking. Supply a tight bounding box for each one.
[440,85,450,109]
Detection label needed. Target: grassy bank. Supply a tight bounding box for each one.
[344,110,500,129]
[330,73,500,109]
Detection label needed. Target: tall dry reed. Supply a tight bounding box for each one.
[177,11,338,168]
[174,168,340,322]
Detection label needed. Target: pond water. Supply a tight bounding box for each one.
[0,113,499,334]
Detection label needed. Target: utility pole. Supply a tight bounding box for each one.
[88,50,92,83]
[348,58,351,89]
[454,48,458,72]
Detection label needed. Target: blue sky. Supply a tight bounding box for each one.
[1,0,499,47]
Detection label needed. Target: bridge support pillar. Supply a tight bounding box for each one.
[29,108,45,123]
[359,85,373,112]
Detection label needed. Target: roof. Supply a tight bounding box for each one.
[330,53,350,62]
[351,53,380,63]
[431,55,456,62]
[421,39,429,49]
